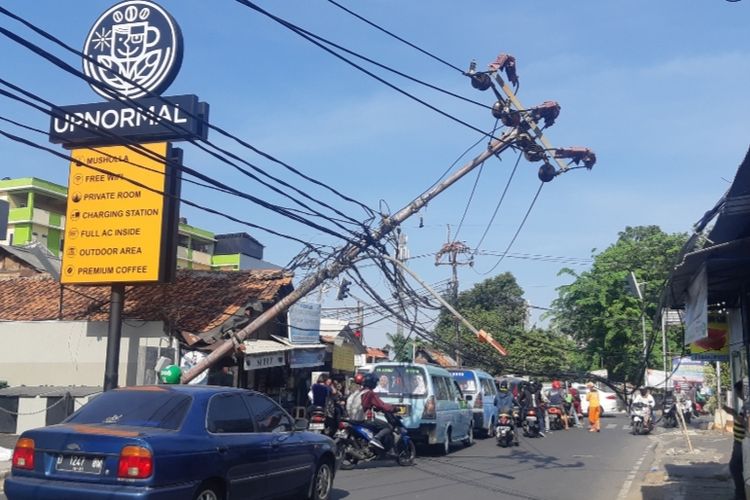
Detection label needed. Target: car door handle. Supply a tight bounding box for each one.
[216,446,228,454]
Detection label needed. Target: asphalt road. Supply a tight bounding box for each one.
[331,412,655,500]
[1,412,658,500]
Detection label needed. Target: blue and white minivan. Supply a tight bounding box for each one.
[358,362,473,455]
[448,368,499,437]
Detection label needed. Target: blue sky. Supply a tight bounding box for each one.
[2,0,749,348]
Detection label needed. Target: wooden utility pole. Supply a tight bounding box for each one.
[181,128,520,382]
[435,233,473,367]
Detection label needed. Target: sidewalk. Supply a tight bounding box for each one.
[629,422,734,500]
[0,435,17,494]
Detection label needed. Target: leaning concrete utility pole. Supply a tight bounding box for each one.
[181,128,520,382]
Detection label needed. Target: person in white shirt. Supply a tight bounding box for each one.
[632,387,655,424]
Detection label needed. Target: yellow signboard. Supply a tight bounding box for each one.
[61,143,172,284]
[332,343,355,372]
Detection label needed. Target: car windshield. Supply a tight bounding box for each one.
[64,389,191,430]
[371,366,428,398]
[449,371,477,393]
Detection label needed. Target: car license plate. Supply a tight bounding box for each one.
[55,454,104,474]
[309,422,325,431]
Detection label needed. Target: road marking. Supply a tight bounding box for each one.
[616,443,654,500]
[606,423,617,429]
[623,425,631,430]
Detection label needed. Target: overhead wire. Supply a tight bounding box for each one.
[323,0,467,74]
[232,0,504,142]
[477,182,545,275]
[0,6,377,222]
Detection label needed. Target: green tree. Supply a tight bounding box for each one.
[385,331,418,362]
[432,273,582,376]
[550,225,687,385]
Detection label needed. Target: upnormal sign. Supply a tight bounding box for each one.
[48,0,208,148]
[61,142,179,284]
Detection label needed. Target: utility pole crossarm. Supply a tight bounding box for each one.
[180,129,519,383]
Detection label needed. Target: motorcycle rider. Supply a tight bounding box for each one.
[519,380,545,436]
[632,387,656,427]
[495,380,519,444]
[548,380,569,430]
[360,373,396,450]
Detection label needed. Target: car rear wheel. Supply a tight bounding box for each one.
[442,429,451,455]
[463,426,474,447]
[193,482,224,500]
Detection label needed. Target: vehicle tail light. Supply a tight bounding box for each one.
[474,393,483,409]
[422,396,436,419]
[12,438,34,470]
[118,446,153,479]
[527,409,536,417]
[338,421,348,430]
[366,409,374,421]
[311,414,325,423]
[499,415,509,425]
[606,395,616,400]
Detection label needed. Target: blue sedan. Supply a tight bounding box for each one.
[5,385,337,500]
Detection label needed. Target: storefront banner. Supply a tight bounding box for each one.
[288,302,321,344]
[684,266,708,346]
[671,356,706,384]
[244,352,286,371]
[332,344,355,372]
[290,348,325,368]
[690,319,729,362]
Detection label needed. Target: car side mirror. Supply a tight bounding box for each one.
[294,418,309,431]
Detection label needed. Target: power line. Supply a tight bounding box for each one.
[232,0,505,141]
[0,6,377,220]
[477,182,545,275]
[473,151,523,252]
[0,79,358,241]
[323,0,467,74]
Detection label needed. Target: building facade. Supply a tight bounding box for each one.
[0,177,280,270]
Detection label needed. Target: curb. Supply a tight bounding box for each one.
[0,467,8,494]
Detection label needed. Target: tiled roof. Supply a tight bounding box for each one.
[0,269,292,333]
[366,347,388,359]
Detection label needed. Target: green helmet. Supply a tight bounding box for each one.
[160,364,182,384]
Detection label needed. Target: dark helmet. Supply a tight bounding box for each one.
[499,380,509,392]
[362,374,378,390]
[354,373,365,385]
[639,387,647,396]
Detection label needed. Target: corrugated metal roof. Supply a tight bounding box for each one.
[0,386,100,398]
[242,339,293,355]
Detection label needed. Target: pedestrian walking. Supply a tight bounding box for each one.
[586,382,601,432]
[723,380,746,500]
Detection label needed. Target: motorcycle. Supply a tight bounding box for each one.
[630,402,653,435]
[547,405,565,431]
[335,412,416,470]
[308,406,326,433]
[522,407,541,438]
[662,398,677,428]
[495,410,519,447]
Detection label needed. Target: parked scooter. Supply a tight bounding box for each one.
[522,407,541,437]
[630,402,653,435]
[335,412,416,469]
[496,410,519,447]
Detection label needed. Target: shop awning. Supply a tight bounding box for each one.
[242,339,293,371]
[242,339,293,355]
[667,236,750,307]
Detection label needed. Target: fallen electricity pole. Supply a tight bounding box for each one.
[182,128,519,382]
[182,53,596,383]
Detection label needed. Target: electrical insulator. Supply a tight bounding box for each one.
[538,162,557,183]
